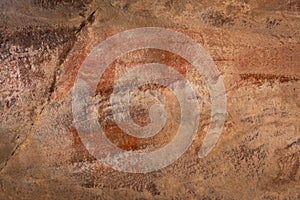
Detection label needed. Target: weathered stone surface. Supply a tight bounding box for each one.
[0,0,299,199]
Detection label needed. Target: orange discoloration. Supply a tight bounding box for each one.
[59,29,195,154]
[53,37,92,100]
[103,123,139,151]
[96,163,103,172]
[52,28,103,100]
[69,127,82,145]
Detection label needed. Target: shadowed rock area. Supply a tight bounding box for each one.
[0,0,299,199]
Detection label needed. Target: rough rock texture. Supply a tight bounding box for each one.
[0,0,299,199]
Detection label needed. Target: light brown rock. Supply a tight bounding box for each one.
[0,0,299,199]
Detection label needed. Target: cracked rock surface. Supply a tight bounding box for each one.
[0,0,299,199]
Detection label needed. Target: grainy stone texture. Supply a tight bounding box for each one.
[0,0,299,199]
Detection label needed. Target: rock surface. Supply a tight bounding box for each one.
[0,0,299,199]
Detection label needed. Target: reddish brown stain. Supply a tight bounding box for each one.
[53,29,94,100]
[240,73,299,84]
[103,124,139,151]
[69,127,82,145]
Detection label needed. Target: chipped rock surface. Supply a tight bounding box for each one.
[0,0,299,199]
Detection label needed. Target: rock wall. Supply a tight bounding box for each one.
[0,0,299,199]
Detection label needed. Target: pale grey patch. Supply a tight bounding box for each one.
[72,27,226,173]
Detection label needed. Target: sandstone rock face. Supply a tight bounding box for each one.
[0,0,299,199]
